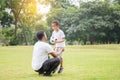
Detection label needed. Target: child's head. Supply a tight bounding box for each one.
[51,20,59,31]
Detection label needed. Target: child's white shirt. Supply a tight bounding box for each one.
[51,29,65,47]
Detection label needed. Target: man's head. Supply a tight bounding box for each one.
[51,20,59,31]
[37,30,47,41]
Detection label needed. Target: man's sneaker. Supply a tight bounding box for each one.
[38,71,44,75]
[58,67,64,73]
[43,73,52,77]
[38,72,43,75]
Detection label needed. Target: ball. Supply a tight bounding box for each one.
[50,37,57,44]
[50,37,55,44]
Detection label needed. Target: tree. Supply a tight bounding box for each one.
[19,0,37,45]
[47,0,120,45]
[6,0,26,38]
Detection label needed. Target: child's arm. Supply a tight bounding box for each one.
[54,30,65,44]
[54,37,65,43]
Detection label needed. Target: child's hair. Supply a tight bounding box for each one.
[52,20,59,26]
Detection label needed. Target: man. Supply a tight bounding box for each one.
[32,30,63,76]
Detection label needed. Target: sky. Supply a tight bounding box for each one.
[36,1,51,21]
[37,3,51,15]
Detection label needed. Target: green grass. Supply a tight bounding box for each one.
[0,44,120,80]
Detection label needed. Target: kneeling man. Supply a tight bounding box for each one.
[32,30,62,76]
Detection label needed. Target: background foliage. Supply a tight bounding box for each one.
[0,0,120,45]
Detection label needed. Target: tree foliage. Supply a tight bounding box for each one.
[0,0,120,45]
[47,0,120,45]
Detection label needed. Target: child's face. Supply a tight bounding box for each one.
[52,23,58,31]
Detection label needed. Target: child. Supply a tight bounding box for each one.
[50,20,65,73]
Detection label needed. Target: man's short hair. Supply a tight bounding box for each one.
[52,20,59,26]
[36,30,45,40]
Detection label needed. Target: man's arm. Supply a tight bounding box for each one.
[50,48,63,58]
[50,52,58,58]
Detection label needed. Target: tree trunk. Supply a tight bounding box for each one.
[14,20,17,38]
[117,40,120,44]
[90,38,94,45]
[23,27,28,45]
[90,41,93,45]
[83,40,86,45]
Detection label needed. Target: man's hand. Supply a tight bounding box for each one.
[50,48,64,58]
[56,47,64,55]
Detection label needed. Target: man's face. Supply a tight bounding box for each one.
[52,23,58,31]
[43,32,47,41]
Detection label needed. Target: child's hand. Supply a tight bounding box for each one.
[53,39,57,44]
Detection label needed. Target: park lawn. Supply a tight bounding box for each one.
[0,44,120,80]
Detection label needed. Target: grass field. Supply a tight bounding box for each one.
[0,44,120,80]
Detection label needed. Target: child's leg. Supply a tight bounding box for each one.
[58,57,64,73]
[59,47,64,67]
[58,47,64,73]
[60,57,63,67]
[53,47,60,73]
